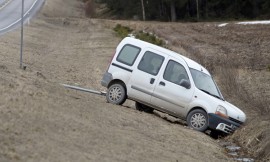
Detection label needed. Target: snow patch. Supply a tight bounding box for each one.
[218,23,228,27]
[217,20,270,28]
[237,20,270,25]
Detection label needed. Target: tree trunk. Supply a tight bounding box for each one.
[252,0,259,18]
[204,0,208,18]
[196,0,199,21]
[170,0,176,22]
[141,0,146,21]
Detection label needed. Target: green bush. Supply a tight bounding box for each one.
[113,24,164,47]
[136,31,164,47]
[113,24,133,38]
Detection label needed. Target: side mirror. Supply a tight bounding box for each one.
[179,79,191,89]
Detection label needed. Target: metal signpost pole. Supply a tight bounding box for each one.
[20,0,24,69]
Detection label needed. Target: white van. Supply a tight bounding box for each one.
[101,37,246,134]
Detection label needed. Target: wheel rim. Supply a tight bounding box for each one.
[108,86,122,102]
[190,113,206,129]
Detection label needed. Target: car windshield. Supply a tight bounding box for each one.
[190,68,224,100]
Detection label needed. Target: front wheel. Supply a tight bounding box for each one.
[106,83,126,105]
[187,109,208,132]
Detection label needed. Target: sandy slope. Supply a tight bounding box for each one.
[0,0,232,161]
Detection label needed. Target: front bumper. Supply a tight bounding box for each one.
[208,113,242,134]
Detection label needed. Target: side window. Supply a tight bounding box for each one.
[116,44,141,66]
[138,51,164,75]
[163,60,189,85]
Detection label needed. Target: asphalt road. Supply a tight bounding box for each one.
[0,0,44,35]
[0,0,8,6]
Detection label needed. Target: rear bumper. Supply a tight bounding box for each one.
[101,72,113,87]
[208,113,241,134]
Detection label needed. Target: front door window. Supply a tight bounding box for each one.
[137,51,164,76]
[163,60,190,85]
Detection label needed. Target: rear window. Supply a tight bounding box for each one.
[116,44,141,66]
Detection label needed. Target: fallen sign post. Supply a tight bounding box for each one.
[61,84,106,96]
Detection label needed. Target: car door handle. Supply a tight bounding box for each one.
[159,81,166,86]
[150,78,155,84]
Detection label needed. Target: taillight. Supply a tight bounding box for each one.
[107,50,116,71]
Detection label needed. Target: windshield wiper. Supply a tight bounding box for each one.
[199,89,224,101]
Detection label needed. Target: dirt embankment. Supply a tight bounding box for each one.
[97,18,270,161]
[0,0,236,162]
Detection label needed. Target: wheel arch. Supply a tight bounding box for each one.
[107,71,130,89]
[185,99,211,119]
[108,79,127,95]
[186,107,208,120]
[108,79,126,88]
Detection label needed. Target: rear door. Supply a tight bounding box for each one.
[127,48,168,103]
[151,56,195,117]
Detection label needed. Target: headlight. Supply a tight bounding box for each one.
[215,105,228,118]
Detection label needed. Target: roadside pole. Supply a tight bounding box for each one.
[20,0,24,69]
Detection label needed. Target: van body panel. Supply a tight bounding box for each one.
[186,89,218,115]
[109,70,131,87]
[128,48,168,103]
[150,56,195,118]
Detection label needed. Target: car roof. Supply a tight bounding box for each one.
[121,37,211,76]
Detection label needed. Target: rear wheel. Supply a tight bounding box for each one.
[187,109,208,132]
[135,102,154,113]
[106,83,126,105]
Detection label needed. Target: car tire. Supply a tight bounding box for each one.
[187,109,208,132]
[135,102,154,113]
[106,83,126,105]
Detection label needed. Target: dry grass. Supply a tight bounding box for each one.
[85,16,270,160]
[230,117,270,161]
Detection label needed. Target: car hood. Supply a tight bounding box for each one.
[224,101,246,123]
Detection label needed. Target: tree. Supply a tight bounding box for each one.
[196,0,199,20]
[99,0,270,21]
[163,0,177,21]
[203,0,208,18]
[141,0,146,21]
[170,0,177,21]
